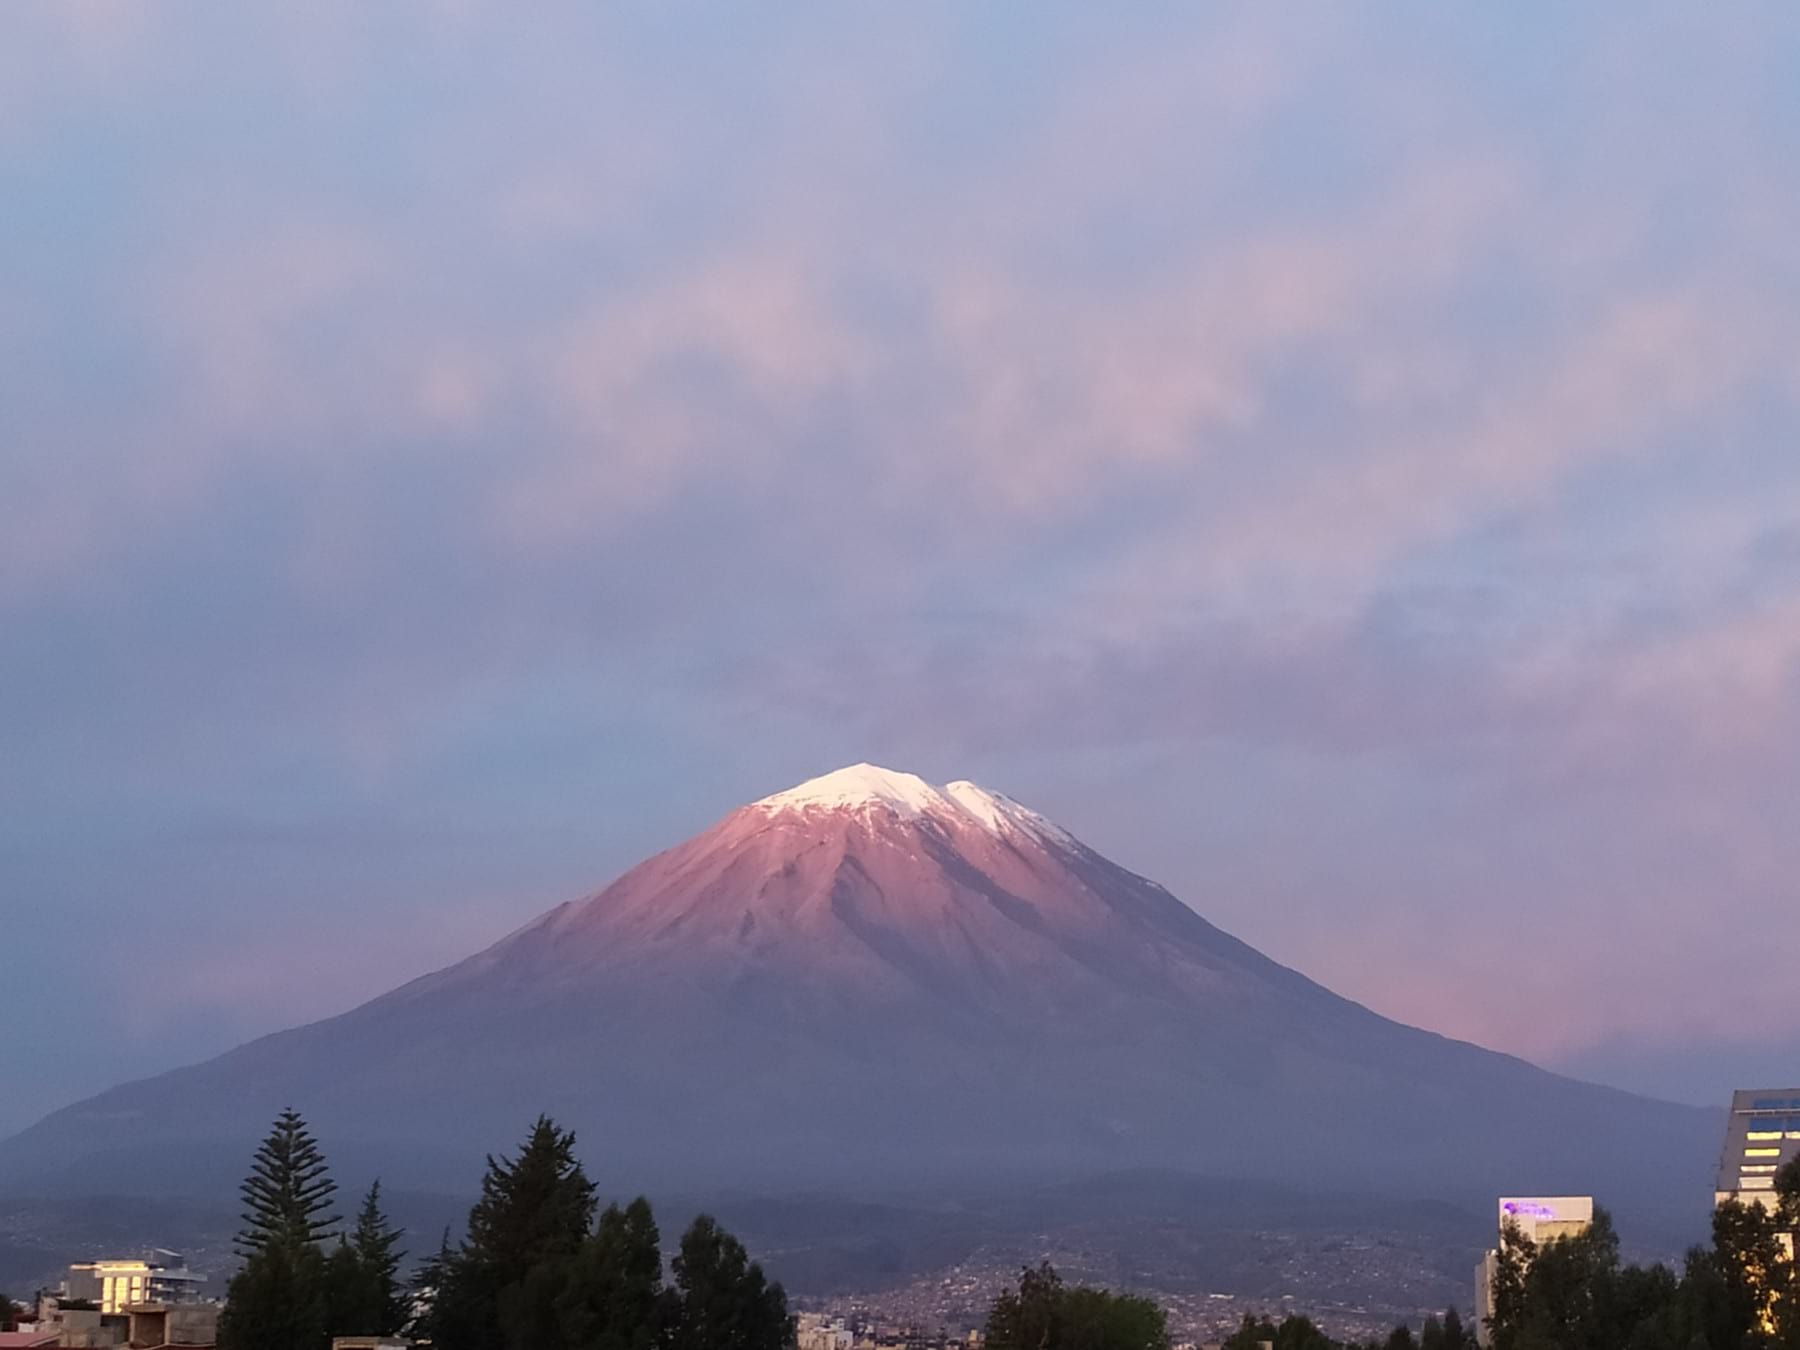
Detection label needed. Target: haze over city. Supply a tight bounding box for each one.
[6,1,1800,1167]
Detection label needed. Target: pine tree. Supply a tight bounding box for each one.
[434,1116,597,1350]
[555,1197,666,1350]
[217,1235,328,1350]
[0,1292,18,1331]
[409,1227,456,1344]
[665,1214,791,1350]
[347,1179,408,1334]
[236,1108,339,1257]
[323,1240,368,1340]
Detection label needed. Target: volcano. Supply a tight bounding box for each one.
[0,765,1714,1225]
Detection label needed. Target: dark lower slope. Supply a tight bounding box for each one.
[0,955,1718,1238]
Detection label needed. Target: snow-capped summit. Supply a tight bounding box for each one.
[754,762,1074,845]
[755,762,952,818]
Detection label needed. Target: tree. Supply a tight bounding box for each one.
[217,1234,328,1350]
[323,1240,368,1340]
[409,1227,456,1344]
[1511,1206,1622,1350]
[220,1109,341,1350]
[554,1198,667,1350]
[236,1108,339,1257]
[433,1116,597,1350]
[987,1263,1065,1350]
[1059,1286,1169,1350]
[1270,1316,1334,1350]
[0,1292,18,1331]
[1712,1196,1787,1350]
[1440,1308,1473,1350]
[1221,1314,1330,1350]
[987,1262,1169,1350]
[1385,1327,1419,1350]
[320,1184,408,1341]
[1488,1219,1536,1350]
[665,1214,792,1350]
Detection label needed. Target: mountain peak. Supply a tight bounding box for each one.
[752,762,1073,845]
[756,762,946,817]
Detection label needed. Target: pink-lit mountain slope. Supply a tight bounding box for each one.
[0,765,1715,1227]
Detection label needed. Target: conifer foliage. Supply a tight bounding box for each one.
[986,1263,1169,1350]
[325,1181,409,1337]
[219,1109,408,1350]
[664,1213,792,1350]
[235,1106,340,1256]
[215,1110,794,1350]
[218,1225,329,1350]
[428,1115,598,1350]
[415,1116,790,1350]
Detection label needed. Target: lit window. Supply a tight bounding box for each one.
[1747,1148,1782,1157]
[1744,1177,1776,1190]
[1743,1165,1779,1174]
[1748,1131,1783,1141]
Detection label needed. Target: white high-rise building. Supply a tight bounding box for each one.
[1715,1089,1800,1209]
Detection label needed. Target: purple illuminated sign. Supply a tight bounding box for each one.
[1503,1202,1558,1219]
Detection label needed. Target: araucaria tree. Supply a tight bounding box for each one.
[220,1109,342,1350]
[236,1107,340,1256]
[217,1234,329,1350]
[219,1110,411,1350]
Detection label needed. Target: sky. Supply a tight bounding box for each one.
[3,2,1800,1139]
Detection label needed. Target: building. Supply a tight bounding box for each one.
[64,1252,205,1315]
[797,1314,855,1350]
[126,1303,218,1348]
[1715,1089,1800,1209]
[1474,1196,1594,1347]
[47,1307,126,1349]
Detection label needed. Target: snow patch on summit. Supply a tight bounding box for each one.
[944,780,1074,846]
[754,763,1073,846]
[758,763,950,818]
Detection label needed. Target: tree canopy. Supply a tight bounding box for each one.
[324,1181,408,1337]
[235,1107,340,1257]
[986,1262,1169,1350]
[218,1111,411,1350]
[430,1114,599,1350]
[1480,1179,1800,1350]
[664,1212,792,1350]
[217,1230,328,1350]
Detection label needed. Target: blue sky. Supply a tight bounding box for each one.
[4,3,1800,1137]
